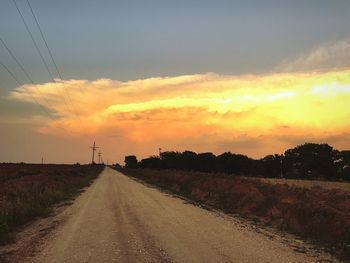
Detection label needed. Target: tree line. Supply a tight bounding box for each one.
[122,143,350,181]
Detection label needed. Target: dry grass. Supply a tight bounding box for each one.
[0,164,104,244]
[119,168,350,260]
[255,177,350,191]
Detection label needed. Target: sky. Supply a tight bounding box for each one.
[0,0,350,164]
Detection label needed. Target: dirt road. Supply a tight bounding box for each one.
[28,167,333,263]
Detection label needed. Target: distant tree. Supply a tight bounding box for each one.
[179,151,198,170]
[335,150,350,180]
[160,151,182,169]
[196,152,216,172]
[139,156,162,169]
[284,143,337,179]
[216,152,254,175]
[124,155,138,168]
[124,142,347,181]
[258,154,283,178]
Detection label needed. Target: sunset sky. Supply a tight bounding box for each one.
[1,1,350,164]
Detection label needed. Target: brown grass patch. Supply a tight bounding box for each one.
[0,164,104,244]
[119,168,350,260]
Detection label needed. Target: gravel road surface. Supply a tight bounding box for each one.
[29,167,333,263]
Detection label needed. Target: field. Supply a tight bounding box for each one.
[0,163,104,244]
[253,177,350,191]
[118,168,350,260]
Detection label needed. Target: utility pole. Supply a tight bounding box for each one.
[159,147,162,158]
[98,150,102,164]
[90,141,99,164]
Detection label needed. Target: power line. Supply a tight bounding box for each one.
[25,0,93,142]
[2,46,94,160]
[2,3,97,165]
[7,2,88,139]
[26,0,62,80]
[12,0,74,120]
[0,36,55,111]
[0,55,54,120]
[5,0,94,152]
[0,47,68,155]
[12,0,55,80]
[0,37,34,84]
[0,60,71,137]
[24,0,81,108]
[0,36,66,124]
[0,59,23,86]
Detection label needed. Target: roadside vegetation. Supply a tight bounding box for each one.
[117,168,350,260]
[0,164,103,244]
[116,143,350,260]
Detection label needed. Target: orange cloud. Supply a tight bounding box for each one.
[9,70,350,160]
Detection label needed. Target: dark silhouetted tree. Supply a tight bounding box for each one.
[258,154,283,178]
[284,143,337,179]
[140,156,162,169]
[196,152,216,172]
[179,151,198,170]
[160,151,182,169]
[216,152,254,175]
[124,142,347,181]
[124,155,138,168]
[336,150,350,180]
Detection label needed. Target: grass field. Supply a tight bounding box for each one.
[118,167,350,260]
[249,177,350,191]
[0,163,104,244]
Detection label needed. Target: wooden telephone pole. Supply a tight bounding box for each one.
[90,141,99,164]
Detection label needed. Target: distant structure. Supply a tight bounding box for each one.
[98,150,102,164]
[159,148,162,158]
[90,141,99,164]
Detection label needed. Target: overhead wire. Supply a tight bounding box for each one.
[0,53,55,121]
[0,37,35,84]
[7,0,92,142]
[0,36,57,114]
[25,0,95,142]
[12,0,74,117]
[2,0,96,152]
[0,36,71,136]
[0,59,23,86]
[26,0,83,122]
[26,0,62,80]
[12,0,55,80]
